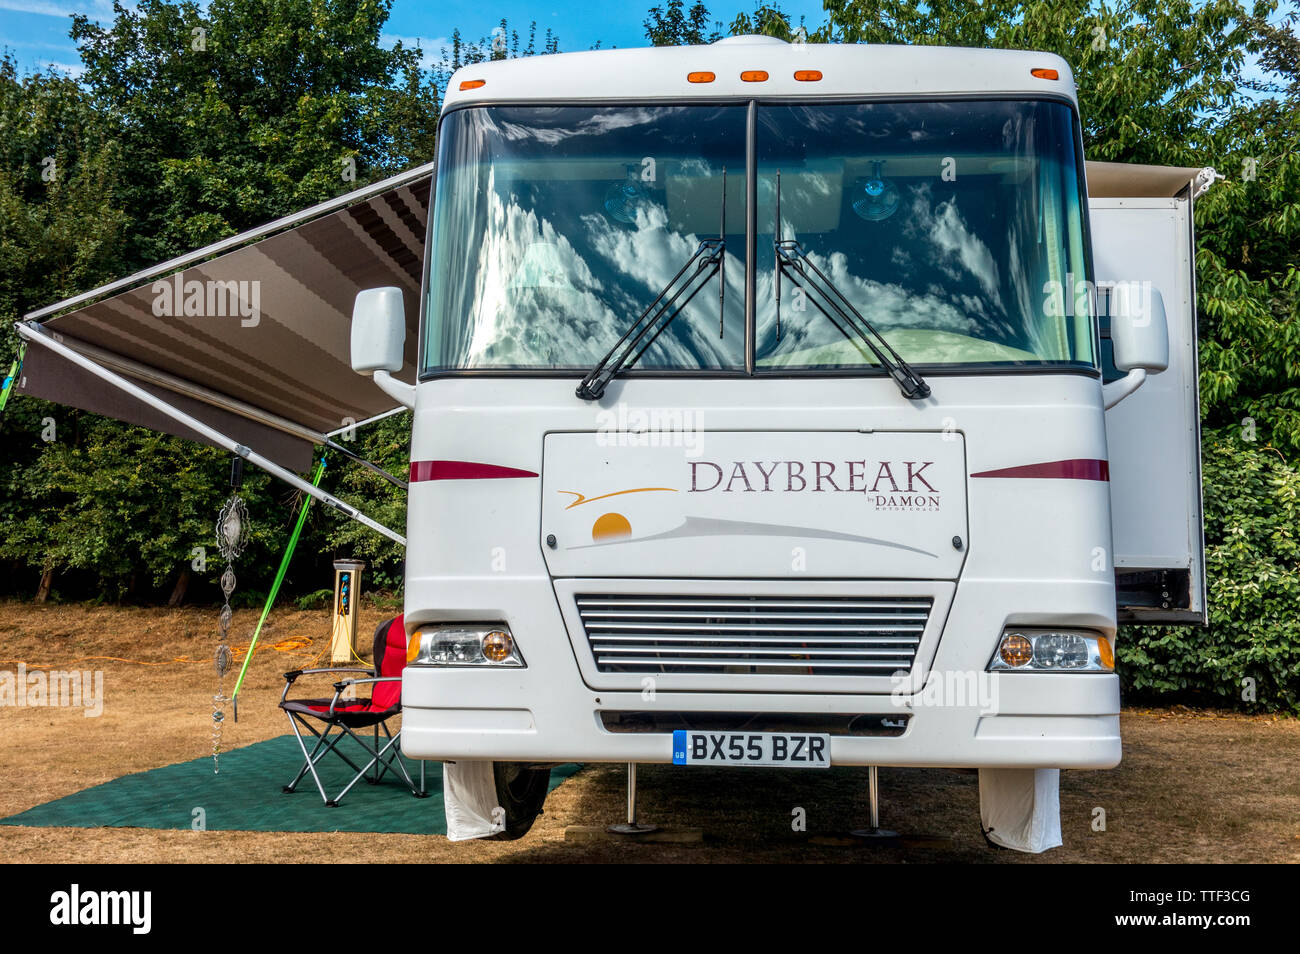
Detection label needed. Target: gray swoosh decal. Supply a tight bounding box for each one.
[568,515,938,558]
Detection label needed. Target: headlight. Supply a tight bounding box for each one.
[988,630,1113,672]
[406,624,524,668]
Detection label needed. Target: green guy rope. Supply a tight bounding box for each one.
[231,456,327,720]
[0,342,26,416]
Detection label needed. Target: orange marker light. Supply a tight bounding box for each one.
[687,71,715,83]
[1030,68,1059,80]
[794,70,822,82]
[459,79,486,90]
[1097,636,1115,670]
[740,70,769,82]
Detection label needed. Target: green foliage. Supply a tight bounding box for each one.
[319,412,410,591]
[645,0,722,45]
[69,0,440,261]
[295,588,333,610]
[432,18,558,85]
[1119,431,1300,712]
[0,415,285,599]
[0,53,127,355]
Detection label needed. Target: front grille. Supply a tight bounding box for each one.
[576,594,931,677]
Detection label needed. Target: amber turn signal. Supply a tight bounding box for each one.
[1030,68,1059,80]
[1097,635,1115,669]
[482,630,515,663]
[459,79,486,90]
[740,70,769,82]
[687,71,715,83]
[999,633,1034,667]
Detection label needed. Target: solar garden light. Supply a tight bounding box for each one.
[330,560,366,664]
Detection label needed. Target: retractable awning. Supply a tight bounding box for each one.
[16,161,433,472]
[1084,161,1216,199]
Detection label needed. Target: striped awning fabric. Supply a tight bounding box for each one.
[17,164,433,470]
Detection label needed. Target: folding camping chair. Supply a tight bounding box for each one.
[280,615,426,806]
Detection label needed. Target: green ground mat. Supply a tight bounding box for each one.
[0,735,581,834]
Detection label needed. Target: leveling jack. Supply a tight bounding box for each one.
[849,766,899,841]
[606,762,659,835]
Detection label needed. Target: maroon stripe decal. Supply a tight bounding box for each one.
[970,459,1109,481]
[410,460,539,482]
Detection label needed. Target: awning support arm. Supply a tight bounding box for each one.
[16,322,406,546]
[28,332,407,488]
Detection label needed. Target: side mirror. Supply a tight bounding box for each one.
[1110,284,1168,373]
[350,287,415,409]
[1103,284,1168,409]
[350,287,406,375]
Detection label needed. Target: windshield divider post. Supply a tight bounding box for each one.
[744,100,757,376]
[718,166,726,339]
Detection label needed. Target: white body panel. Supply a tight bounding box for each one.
[1091,197,1207,621]
[442,39,1077,109]
[401,376,1121,769]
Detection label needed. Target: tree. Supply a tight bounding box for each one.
[645,0,721,45]
[0,0,445,602]
[70,0,440,262]
[432,19,559,91]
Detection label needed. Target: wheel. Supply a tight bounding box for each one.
[488,761,550,840]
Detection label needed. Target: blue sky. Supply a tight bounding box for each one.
[0,0,834,76]
[0,0,1289,86]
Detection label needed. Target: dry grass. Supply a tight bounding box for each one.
[1,600,1296,863]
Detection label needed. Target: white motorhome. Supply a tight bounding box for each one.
[17,37,1211,842]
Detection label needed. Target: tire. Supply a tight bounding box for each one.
[488,761,550,840]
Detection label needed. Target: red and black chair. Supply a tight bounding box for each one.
[280,615,426,806]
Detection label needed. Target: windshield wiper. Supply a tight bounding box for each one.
[576,169,728,401]
[773,172,931,401]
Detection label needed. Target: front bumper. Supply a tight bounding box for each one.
[400,666,1121,769]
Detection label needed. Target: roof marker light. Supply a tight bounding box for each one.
[740,70,769,82]
[793,70,822,81]
[459,79,486,90]
[1030,68,1059,80]
[687,71,715,83]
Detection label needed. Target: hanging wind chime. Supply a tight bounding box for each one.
[212,457,250,773]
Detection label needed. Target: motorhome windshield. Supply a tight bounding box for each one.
[423,99,1095,375]
[424,104,748,373]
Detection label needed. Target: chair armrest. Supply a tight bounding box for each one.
[327,676,402,714]
[333,676,401,689]
[282,668,374,706]
[284,666,371,683]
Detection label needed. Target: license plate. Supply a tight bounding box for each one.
[672,730,830,768]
